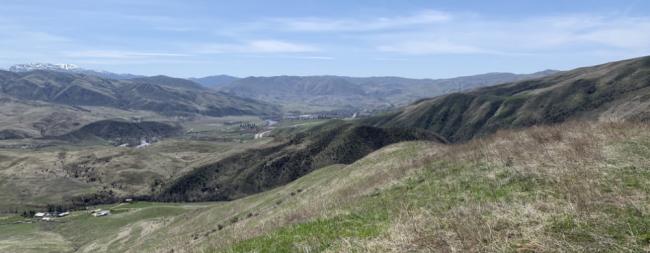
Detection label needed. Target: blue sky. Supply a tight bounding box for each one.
[1,0,649,78]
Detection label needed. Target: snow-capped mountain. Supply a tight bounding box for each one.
[9,63,79,72]
[6,63,143,80]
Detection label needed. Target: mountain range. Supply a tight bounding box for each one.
[189,74,240,88]
[0,70,279,117]
[211,70,559,112]
[6,63,560,113]
[8,63,144,80]
[0,69,279,139]
[1,56,649,252]
[159,55,650,203]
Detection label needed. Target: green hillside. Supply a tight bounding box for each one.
[58,120,181,146]
[364,56,650,142]
[158,120,446,202]
[1,121,648,252]
[0,70,280,118]
[1,56,649,253]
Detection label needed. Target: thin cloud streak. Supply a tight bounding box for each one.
[269,10,451,32]
[372,14,650,55]
[64,50,191,59]
[194,40,319,54]
[377,41,492,55]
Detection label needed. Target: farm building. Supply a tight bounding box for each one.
[92,210,111,217]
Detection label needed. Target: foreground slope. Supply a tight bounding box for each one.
[2,121,648,252]
[365,55,650,142]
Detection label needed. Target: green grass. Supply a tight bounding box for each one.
[227,213,385,253]
[217,155,549,252]
[0,220,74,253]
[1,122,649,252]
[217,123,650,252]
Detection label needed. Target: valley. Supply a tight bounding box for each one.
[1,53,649,253]
[5,1,650,252]
[1,120,648,252]
[0,115,278,212]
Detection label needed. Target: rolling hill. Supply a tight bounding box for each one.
[0,70,280,117]
[189,75,240,89]
[158,120,446,202]
[216,71,558,112]
[58,120,182,146]
[159,56,650,203]
[1,56,649,253]
[365,55,650,142]
[1,120,648,252]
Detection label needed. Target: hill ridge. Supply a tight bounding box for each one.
[364,55,650,142]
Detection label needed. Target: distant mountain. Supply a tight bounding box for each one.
[8,63,143,80]
[190,75,240,89]
[132,75,206,90]
[364,56,650,142]
[160,55,650,202]
[0,70,280,117]
[9,63,79,72]
[217,71,560,112]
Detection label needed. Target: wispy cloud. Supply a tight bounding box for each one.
[377,41,490,55]
[530,15,650,50]
[373,14,650,55]
[0,21,70,45]
[64,50,190,59]
[195,40,319,54]
[270,10,451,32]
[243,55,334,60]
[291,55,334,60]
[247,40,319,53]
[2,2,650,76]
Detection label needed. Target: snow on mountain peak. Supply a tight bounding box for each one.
[5,63,143,80]
[55,63,79,70]
[9,63,79,72]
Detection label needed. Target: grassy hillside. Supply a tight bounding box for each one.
[2,56,649,253]
[158,120,446,202]
[1,120,648,252]
[0,97,172,138]
[365,55,650,142]
[0,137,271,213]
[58,120,181,146]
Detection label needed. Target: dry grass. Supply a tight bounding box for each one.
[1,120,648,253]
[338,121,650,252]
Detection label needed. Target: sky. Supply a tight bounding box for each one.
[1,0,649,78]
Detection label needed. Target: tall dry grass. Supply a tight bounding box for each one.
[143,121,650,253]
[352,120,650,252]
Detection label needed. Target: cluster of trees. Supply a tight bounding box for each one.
[20,204,71,217]
[239,122,259,130]
[21,210,36,218]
